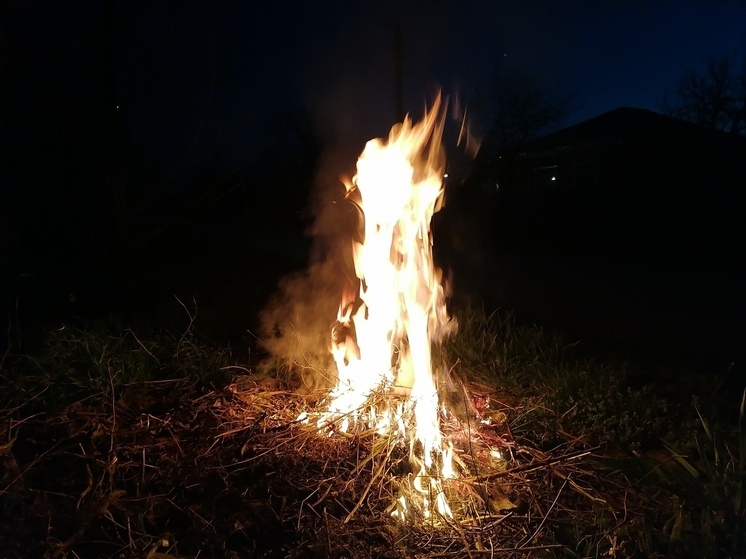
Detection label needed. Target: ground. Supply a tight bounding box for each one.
[1,372,654,559]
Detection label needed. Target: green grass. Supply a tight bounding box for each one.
[0,312,237,414]
[445,305,699,450]
[2,302,743,557]
[445,304,744,558]
[645,392,746,557]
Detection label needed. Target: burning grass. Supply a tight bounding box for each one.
[2,308,744,558]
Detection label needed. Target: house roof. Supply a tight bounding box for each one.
[515,106,746,157]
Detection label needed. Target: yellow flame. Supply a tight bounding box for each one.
[320,93,456,520]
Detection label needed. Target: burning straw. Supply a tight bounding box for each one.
[246,94,607,554]
[217,376,608,558]
[253,93,559,535]
[276,93,467,521]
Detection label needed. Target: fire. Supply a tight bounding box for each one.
[310,94,458,521]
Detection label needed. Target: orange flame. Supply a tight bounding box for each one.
[318,93,457,520]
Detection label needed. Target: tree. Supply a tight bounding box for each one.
[660,54,746,135]
[477,70,572,162]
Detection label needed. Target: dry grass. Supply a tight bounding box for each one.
[2,308,742,558]
[1,367,644,559]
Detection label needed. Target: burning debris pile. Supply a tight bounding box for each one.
[296,94,461,522]
[217,375,600,557]
[236,95,603,553]
[0,369,607,559]
[220,368,620,559]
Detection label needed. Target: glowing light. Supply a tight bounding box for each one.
[317,93,457,521]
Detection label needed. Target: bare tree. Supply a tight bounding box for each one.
[660,54,746,135]
[477,70,572,161]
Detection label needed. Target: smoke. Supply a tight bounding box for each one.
[257,141,364,393]
[257,87,481,394]
[257,262,340,393]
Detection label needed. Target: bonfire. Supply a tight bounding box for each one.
[216,96,601,556]
[0,95,614,559]
[295,93,465,522]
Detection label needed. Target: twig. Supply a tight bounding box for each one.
[173,294,197,343]
[76,449,93,510]
[519,473,571,548]
[0,385,49,421]
[459,511,513,526]
[471,447,596,482]
[108,362,117,454]
[344,438,396,523]
[554,468,607,503]
[126,328,161,365]
[220,365,252,374]
[427,544,564,557]
[324,508,332,555]
[2,411,45,436]
[297,487,320,530]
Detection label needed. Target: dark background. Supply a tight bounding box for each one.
[2,0,746,375]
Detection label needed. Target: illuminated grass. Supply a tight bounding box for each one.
[1,302,743,557]
[1,310,236,414]
[445,305,697,450]
[445,304,744,557]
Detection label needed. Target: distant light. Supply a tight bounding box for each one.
[495,183,500,191]
[551,176,556,181]
[116,105,120,109]
[443,173,449,178]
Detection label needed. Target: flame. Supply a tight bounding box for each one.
[315,93,457,521]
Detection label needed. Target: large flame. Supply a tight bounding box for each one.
[315,94,457,520]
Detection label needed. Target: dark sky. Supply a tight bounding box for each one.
[233,0,746,147]
[1,0,745,350]
[3,0,746,172]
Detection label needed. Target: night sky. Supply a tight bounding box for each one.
[3,1,745,169]
[190,1,744,162]
[126,0,746,159]
[2,0,746,358]
[292,0,746,142]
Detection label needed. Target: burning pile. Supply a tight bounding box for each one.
[299,94,462,521]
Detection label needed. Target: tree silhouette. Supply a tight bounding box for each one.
[477,70,572,161]
[660,54,746,135]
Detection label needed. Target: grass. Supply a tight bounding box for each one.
[1,302,743,557]
[446,305,744,558]
[445,306,698,450]
[1,303,237,415]
[649,393,746,557]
